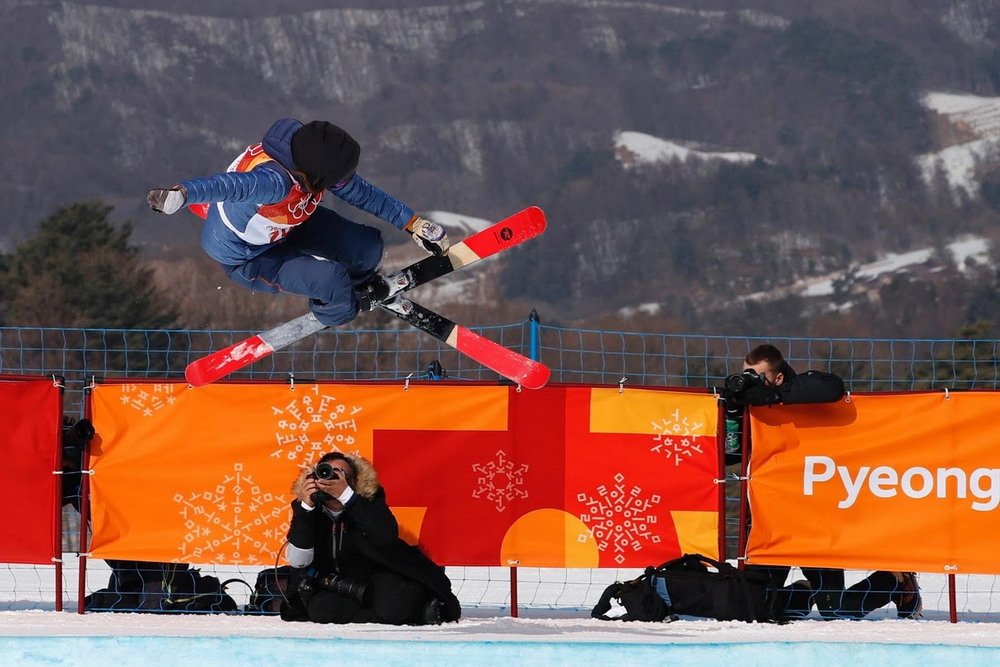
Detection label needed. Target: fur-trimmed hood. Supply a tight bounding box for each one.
[291,453,380,500]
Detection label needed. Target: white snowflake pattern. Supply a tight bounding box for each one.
[578,473,661,564]
[173,387,368,563]
[117,383,178,416]
[650,407,705,466]
[175,462,288,564]
[472,450,529,512]
[270,384,364,464]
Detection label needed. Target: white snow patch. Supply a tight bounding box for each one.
[923,92,1000,136]
[950,235,992,271]
[745,236,990,302]
[917,138,994,195]
[618,302,663,317]
[614,131,758,167]
[423,211,493,236]
[918,91,1000,194]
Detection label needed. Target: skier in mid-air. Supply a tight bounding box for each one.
[146,118,450,325]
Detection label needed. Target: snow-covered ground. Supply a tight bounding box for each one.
[3,560,1000,665]
[3,597,1000,665]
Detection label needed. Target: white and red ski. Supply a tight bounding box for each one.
[185,207,548,387]
[184,312,327,387]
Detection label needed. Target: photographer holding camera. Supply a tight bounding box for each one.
[726,344,921,620]
[281,451,461,625]
[723,343,846,467]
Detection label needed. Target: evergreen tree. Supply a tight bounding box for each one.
[0,200,176,328]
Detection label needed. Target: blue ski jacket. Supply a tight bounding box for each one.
[179,118,415,266]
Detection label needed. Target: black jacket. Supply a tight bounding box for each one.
[285,458,461,624]
[735,362,845,408]
[725,363,845,465]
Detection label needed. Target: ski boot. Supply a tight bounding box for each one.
[381,295,414,316]
[355,270,412,312]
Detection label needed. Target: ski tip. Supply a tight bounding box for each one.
[184,364,212,387]
[188,203,210,220]
[515,362,551,390]
[184,335,276,387]
[521,205,547,232]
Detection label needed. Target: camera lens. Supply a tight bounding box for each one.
[330,575,367,602]
[725,373,747,393]
[315,462,338,480]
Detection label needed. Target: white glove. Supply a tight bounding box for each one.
[146,186,187,215]
[406,217,450,255]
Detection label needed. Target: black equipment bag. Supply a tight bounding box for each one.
[591,567,678,622]
[654,553,772,622]
[84,560,239,613]
[245,566,293,614]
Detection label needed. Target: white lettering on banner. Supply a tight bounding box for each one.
[801,455,1000,511]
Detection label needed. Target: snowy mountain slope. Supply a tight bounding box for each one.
[618,235,991,317]
[919,92,1000,196]
[614,131,759,168]
[743,235,990,303]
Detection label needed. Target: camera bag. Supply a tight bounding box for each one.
[654,553,773,622]
[591,568,677,622]
[246,565,293,614]
[84,560,239,613]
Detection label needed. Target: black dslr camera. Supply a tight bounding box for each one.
[297,567,367,603]
[307,462,341,505]
[724,369,764,396]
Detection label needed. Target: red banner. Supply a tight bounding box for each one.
[88,382,721,567]
[376,386,720,566]
[0,376,62,564]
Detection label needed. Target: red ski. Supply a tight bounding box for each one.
[378,297,549,389]
[185,207,548,387]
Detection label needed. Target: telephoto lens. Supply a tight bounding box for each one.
[329,575,367,602]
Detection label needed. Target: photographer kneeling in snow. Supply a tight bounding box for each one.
[281,452,461,625]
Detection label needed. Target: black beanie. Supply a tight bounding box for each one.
[290,121,361,191]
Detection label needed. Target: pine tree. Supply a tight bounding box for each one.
[0,200,176,328]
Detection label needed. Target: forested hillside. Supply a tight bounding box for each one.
[4,0,1000,337]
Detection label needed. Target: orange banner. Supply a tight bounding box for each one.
[746,392,1000,574]
[89,382,721,567]
[0,376,62,564]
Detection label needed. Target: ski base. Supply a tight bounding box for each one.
[185,313,325,386]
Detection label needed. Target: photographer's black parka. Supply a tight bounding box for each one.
[282,454,461,625]
[724,361,845,467]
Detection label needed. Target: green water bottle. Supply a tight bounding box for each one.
[724,416,740,454]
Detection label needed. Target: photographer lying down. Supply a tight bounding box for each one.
[281,452,461,625]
